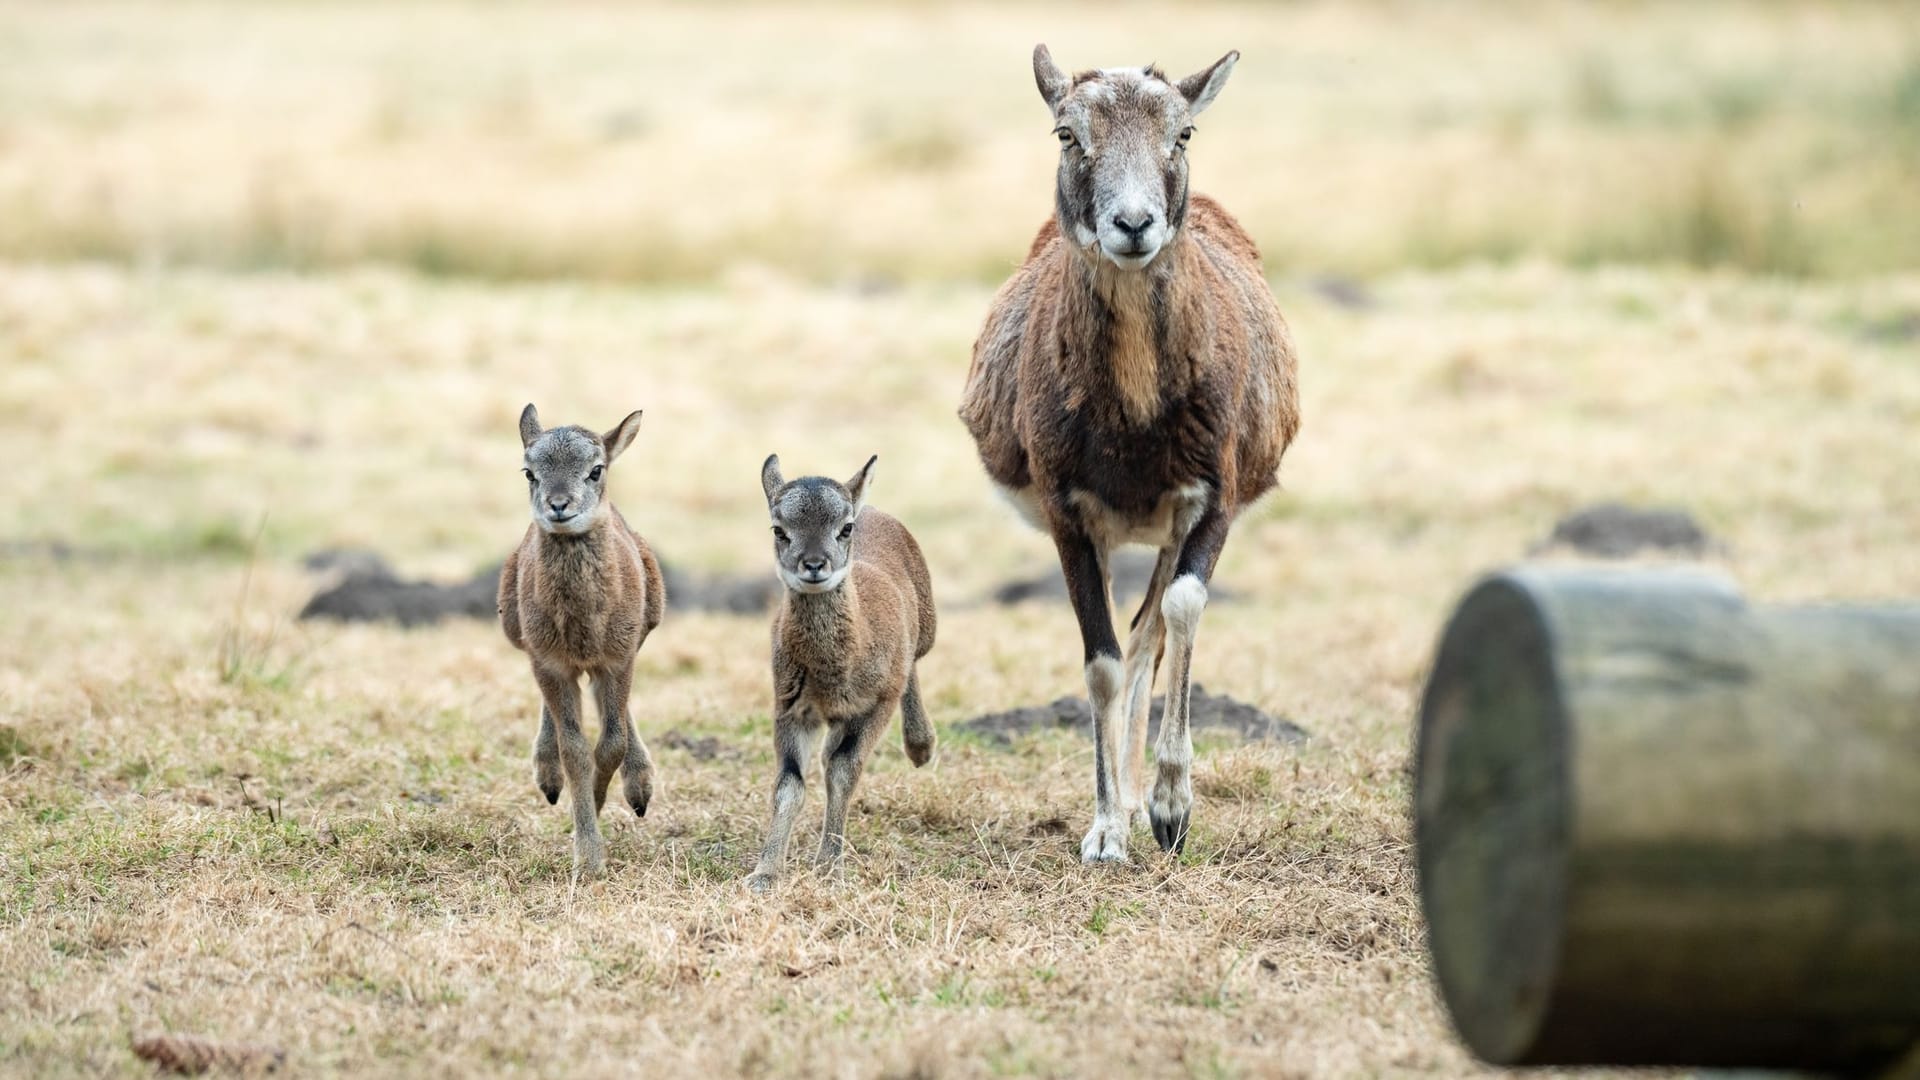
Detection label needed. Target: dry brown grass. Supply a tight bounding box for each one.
[2,259,1917,1076]
[1,2,1918,281]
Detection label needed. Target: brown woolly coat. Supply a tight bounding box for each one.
[498,506,665,673]
[772,507,934,723]
[960,195,1299,530]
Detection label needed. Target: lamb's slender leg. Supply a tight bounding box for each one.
[818,699,893,874]
[746,715,825,894]
[1054,527,1127,864]
[1120,546,1177,829]
[1151,501,1234,855]
[900,667,935,768]
[533,703,561,805]
[534,663,604,881]
[587,669,630,814]
[593,664,652,817]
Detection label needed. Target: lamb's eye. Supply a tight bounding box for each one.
[838,522,855,542]
[523,469,535,483]
[1177,126,1194,147]
[588,465,603,482]
[1055,127,1075,147]
[772,526,788,543]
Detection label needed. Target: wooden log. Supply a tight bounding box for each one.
[1415,566,1920,1073]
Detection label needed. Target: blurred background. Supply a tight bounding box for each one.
[1,1,1917,585]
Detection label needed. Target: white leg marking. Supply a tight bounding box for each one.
[1081,655,1130,865]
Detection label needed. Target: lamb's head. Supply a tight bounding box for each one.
[760,454,876,594]
[1033,44,1239,272]
[518,404,642,536]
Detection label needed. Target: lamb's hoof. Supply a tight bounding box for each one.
[1080,816,1129,865]
[572,839,607,883]
[626,774,652,818]
[905,738,935,768]
[540,785,560,806]
[745,871,777,895]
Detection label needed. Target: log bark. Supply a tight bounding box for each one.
[1415,565,1920,1073]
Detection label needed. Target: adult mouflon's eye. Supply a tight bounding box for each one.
[588,465,603,482]
[838,522,855,541]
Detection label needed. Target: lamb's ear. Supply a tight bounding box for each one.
[845,455,878,514]
[761,454,784,504]
[602,410,642,463]
[519,404,542,449]
[1177,50,1239,117]
[1033,44,1070,113]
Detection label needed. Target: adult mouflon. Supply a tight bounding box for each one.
[959,45,1301,863]
[746,455,937,893]
[498,404,664,882]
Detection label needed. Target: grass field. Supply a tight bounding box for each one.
[3,1,1920,1077]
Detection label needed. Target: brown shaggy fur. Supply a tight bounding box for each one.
[748,502,937,893]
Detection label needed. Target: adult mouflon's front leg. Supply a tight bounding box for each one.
[1054,526,1128,864]
[1150,500,1233,854]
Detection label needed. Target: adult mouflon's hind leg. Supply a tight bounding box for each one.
[1151,502,1233,855]
[533,702,561,805]
[900,666,935,767]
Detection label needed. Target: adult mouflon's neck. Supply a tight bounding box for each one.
[1062,234,1199,426]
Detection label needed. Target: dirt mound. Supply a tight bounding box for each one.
[1532,503,1720,559]
[298,548,781,626]
[958,684,1307,747]
[298,551,498,627]
[990,550,1239,608]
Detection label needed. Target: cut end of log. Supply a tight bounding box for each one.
[1415,572,1570,1064]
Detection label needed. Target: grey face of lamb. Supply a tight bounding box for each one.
[1032,44,1239,272]
[761,454,876,594]
[519,404,642,537]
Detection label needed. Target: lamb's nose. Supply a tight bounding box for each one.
[547,496,571,512]
[1111,211,1154,237]
[801,557,828,575]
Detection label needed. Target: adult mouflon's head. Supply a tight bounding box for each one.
[761,454,876,594]
[519,404,642,536]
[1033,44,1238,272]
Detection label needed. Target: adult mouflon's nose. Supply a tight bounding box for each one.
[1111,211,1155,237]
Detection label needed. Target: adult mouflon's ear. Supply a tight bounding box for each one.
[1177,50,1239,117]
[519,403,542,449]
[1033,44,1070,113]
[845,455,878,514]
[602,410,642,463]
[761,454,785,504]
